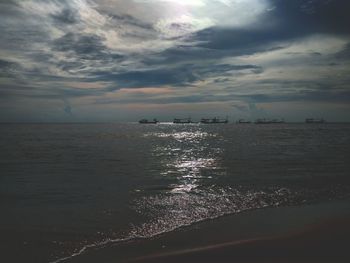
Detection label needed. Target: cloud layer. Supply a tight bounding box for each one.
[0,0,350,121]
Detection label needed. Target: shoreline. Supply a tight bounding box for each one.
[128,217,350,263]
[64,197,350,263]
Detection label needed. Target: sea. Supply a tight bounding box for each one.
[0,123,349,263]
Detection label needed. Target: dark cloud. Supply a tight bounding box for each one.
[142,44,285,67]
[51,32,124,78]
[51,8,79,24]
[182,0,350,57]
[107,13,154,31]
[241,90,350,104]
[194,27,286,52]
[0,59,21,77]
[53,33,108,59]
[271,0,350,35]
[0,59,18,69]
[95,63,261,88]
[335,42,350,59]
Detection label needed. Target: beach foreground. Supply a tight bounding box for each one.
[63,198,350,263]
[128,218,350,263]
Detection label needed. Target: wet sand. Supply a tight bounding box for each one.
[128,218,350,263]
[63,198,350,263]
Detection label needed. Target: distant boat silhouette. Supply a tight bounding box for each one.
[201,117,228,124]
[139,118,159,124]
[255,118,285,124]
[255,118,272,124]
[271,118,285,124]
[236,119,251,124]
[305,118,325,123]
[173,117,193,124]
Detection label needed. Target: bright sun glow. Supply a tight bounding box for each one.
[136,0,206,6]
[137,0,271,39]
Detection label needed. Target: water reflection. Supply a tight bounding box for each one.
[147,128,223,193]
[145,131,212,142]
[130,124,350,244]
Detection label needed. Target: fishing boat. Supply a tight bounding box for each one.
[255,118,272,124]
[305,118,325,123]
[173,117,193,124]
[236,119,251,124]
[200,117,228,124]
[139,118,159,124]
[255,118,285,124]
[271,118,285,124]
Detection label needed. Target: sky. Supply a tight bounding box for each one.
[0,0,349,122]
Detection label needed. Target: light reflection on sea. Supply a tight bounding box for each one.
[147,129,221,194]
[128,124,349,241]
[1,123,350,263]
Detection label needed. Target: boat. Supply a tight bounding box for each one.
[139,118,159,124]
[305,118,325,123]
[236,119,251,124]
[173,117,193,124]
[271,118,285,124]
[200,117,228,124]
[255,118,272,124]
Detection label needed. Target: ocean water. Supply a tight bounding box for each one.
[0,123,349,262]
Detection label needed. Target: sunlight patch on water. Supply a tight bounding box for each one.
[170,183,198,193]
[145,131,214,142]
[131,186,298,238]
[149,129,224,194]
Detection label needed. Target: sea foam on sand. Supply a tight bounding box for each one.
[64,198,350,263]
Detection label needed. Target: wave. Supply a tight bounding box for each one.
[49,184,349,263]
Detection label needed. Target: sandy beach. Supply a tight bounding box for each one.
[61,198,350,263]
[128,217,350,263]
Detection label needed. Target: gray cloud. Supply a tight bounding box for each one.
[0,0,350,121]
[63,99,73,115]
[93,63,262,88]
[335,42,350,59]
[0,59,21,77]
[53,33,108,59]
[51,7,79,24]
